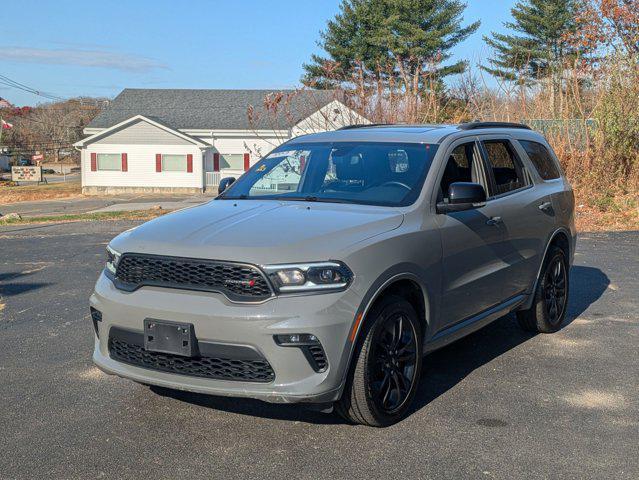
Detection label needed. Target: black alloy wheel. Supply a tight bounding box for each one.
[517,245,570,333]
[336,295,423,427]
[370,313,418,414]
[543,255,567,326]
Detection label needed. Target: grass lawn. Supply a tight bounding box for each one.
[574,190,639,232]
[0,209,167,226]
[0,180,82,204]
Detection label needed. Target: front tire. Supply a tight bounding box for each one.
[517,245,569,333]
[336,295,423,427]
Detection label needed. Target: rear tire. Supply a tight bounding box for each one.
[336,295,423,427]
[517,245,569,333]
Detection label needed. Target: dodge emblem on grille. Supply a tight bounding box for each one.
[224,279,256,287]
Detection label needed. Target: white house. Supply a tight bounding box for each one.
[75,89,369,194]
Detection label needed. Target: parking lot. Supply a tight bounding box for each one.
[0,221,637,479]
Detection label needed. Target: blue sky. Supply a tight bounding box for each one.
[0,0,517,106]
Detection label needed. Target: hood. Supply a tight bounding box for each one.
[110,200,404,265]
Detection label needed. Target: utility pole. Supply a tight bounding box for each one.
[0,116,5,171]
[0,117,7,181]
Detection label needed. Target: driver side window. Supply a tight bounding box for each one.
[440,142,481,201]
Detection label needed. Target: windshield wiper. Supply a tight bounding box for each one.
[273,195,318,202]
[218,194,248,200]
[282,196,354,204]
[219,195,354,204]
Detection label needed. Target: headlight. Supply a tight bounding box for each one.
[105,245,121,276]
[263,261,353,293]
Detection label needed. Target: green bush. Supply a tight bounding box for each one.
[594,65,639,186]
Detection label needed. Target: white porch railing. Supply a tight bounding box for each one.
[205,171,221,186]
[205,169,246,187]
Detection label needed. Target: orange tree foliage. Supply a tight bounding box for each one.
[574,0,639,56]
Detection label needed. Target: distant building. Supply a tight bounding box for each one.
[0,98,13,109]
[74,89,369,195]
[0,154,10,171]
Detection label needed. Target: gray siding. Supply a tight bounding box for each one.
[89,119,193,146]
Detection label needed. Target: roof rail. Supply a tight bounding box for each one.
[337,123,396,130]
[459,121,531,131]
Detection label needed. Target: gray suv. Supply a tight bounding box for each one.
[91,123,576,427]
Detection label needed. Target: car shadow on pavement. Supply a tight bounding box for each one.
[0,271,52,297]
[150,385,343,425]
[409,265,610,416]
[151,265,609,426]
[564,265,610,324]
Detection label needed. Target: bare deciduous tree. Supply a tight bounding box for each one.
[1,98,104,162]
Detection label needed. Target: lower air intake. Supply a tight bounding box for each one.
[108,332,275,383]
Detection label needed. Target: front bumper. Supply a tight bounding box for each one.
[90,272,358,404]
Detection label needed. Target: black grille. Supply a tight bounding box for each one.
[307,344,328,372]
[113,253,272,302]
[109,336,275,383]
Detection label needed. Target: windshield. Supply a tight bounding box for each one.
[219,142,438,207]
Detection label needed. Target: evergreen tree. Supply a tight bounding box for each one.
[482,0,580,83]
[302,0,389,89]
[302,0,480,91]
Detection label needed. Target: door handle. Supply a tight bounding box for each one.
[486,216,503,226]
[538,201,553,212]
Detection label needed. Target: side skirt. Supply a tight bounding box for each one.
[423,293,527,354]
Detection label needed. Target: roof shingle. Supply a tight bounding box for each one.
[87,88,339,130]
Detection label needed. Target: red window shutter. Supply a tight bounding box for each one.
[299,155,306,173]
[156,154,162,172]
[243,153,250,171]
[90,152,97,171]
[187,154,193,173]
[213,153,220,172]
[121,153,128,172]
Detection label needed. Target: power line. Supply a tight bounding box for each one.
[0,74,65,101]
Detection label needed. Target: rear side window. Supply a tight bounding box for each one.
[519,140,561,180]
[482,140,527,196]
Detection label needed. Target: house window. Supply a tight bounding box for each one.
[97,153,122,171]
[162,154,188,172]
[219,154,245,170]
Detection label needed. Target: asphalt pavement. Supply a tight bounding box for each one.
[42,173,81,184]
[0,222,637,479]
[0,194,210,217]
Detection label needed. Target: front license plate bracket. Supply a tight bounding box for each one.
[144,319,198,357]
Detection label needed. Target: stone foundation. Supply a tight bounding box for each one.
[82,186,205,195]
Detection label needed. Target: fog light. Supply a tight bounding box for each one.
[274,333,319,346]
[274,333,327,372]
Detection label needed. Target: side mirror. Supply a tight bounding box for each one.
[218,177,236,195]
[437,182,487,214]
